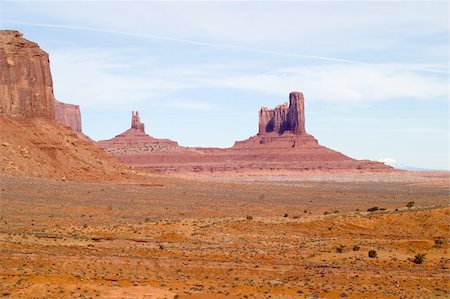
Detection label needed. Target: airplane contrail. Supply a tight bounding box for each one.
[2,20,448,74]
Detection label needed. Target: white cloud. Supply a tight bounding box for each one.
[50,49,193,107]
[50,48,448,109]
[208,64,448,103]
[378,158,404,169]
[6,1,446,54]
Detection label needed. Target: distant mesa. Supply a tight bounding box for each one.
[0,29,392,176]
[97,111,178,150]
[55,100,82,133]
[100,92,392,174]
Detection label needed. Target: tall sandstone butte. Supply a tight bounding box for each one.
[0,30,55,119]
[259,92,306,135]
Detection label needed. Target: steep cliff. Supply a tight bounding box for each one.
[100,92,392,174]
[0,30,55,119]
[55,100,82,133]
[259,92,306,135]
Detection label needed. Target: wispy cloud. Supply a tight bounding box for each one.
[208,64,448,103]
[4,19,448,75]
[50,48,448,109]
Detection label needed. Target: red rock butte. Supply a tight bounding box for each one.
[0,30,84,135]
[0,30,55,119]
[97,111,178,149]
[99,92,392,174]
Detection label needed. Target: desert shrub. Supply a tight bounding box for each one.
[353,245,361,251]
[434,239,446,247]
[293,215,299,219]
[379,208,387,211]
[407,201,415,208]
[367,207,379,212]
[246,215,253,220]
[336,245,345,253]
[368,250,377,258]
[323,211,329,215]
[413,253,426,264]
[283,213,288,218]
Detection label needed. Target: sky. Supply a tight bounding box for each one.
[1,1,448,170]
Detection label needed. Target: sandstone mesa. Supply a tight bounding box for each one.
[1,30,392,178]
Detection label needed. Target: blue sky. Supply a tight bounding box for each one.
[1,1,448,170]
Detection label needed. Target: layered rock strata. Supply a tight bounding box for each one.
[100,93,392,174]
[259,92,306,135]
[0,30,55,119]
[97,111,178,149]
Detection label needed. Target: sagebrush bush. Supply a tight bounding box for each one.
[413,253,426,264]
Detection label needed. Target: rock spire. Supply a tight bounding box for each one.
[131,111,145,133]
[259,92,306,135]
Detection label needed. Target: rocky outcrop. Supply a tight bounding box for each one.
[259,92,306,135]
[55,100,82,133]
[0,30,55,119]
[100,92,393,174]
[97,111,178,149]
[131,111,145,132]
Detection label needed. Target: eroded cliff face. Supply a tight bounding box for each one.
[0,30,55,119]
[55,100,82,133]
[259,92,306,135]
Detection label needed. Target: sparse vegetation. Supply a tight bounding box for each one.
[434,239,446,247]
[336,245,345,253]
[413,253,426,264]
[352,245,360,251]
[368,250,377,258]
[246,215,253,220]
[367,207,379,212]
[407,201,415,208]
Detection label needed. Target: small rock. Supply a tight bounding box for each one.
[61,176,66,182]
[2,142,10,146]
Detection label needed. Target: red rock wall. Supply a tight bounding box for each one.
[55,100,82,133]
[259,92,306,135]
[0,30,55,119]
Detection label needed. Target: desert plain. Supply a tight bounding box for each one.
[0,171,449,299]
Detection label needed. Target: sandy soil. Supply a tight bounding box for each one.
[0,173,448,298]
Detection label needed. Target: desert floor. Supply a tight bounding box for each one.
[0,172,448,298]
